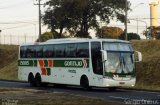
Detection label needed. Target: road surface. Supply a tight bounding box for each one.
[0,80,159,105]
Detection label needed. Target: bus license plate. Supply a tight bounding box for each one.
[119,82,125,85]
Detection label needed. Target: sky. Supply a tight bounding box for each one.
[0,0,159,44]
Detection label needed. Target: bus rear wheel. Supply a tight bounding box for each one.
[80,75,92,90]
[28,73,36,87]
[35,73,42,87]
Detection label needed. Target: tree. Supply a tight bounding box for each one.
[43,0,130,38]
[142,29,150,39]
[148,26,160,39]
[119,32,140,40]
[37,32,53,42]
[96,26,124,38]
[43,4,72,38]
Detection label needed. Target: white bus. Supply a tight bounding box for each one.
[18,38,142,90]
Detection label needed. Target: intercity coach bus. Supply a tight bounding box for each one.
[18,38,142,90]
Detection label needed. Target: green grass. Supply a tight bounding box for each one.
[0,45,18,80]
[132,40,160,90]
[0,61,18,80]
[0,40,160,90]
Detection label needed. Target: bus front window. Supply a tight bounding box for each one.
[106,52,135,75]
[123,53,134,73]
[106,53,121,73]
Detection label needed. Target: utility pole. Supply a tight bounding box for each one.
[125,0,128,41]
[137,17,139,35]
[10,34,12,45]
[34,0,42,42]
[0,30,2,44]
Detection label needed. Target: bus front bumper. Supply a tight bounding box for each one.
[102,78,136,87]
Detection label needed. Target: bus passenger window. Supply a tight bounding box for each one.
[43,44,55,58]
[26,46,36,58]
[77,43,89,58]
[36,46,43,58]
[66,43,77,58]
[20,46,26,58]
[55,44,66,58]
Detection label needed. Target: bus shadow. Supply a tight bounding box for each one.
[33,84,130,93]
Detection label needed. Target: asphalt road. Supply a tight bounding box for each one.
[0,80,160,105]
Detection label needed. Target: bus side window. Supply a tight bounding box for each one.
[91,42,103,75]
[36,45,43,58]
[20,46,26,58]
[26,46,36,58]
[66,43,77,58]
[77,43,89,58]
[43,44,55,58]
[55,44,66,58]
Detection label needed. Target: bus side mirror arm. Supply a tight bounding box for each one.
[101,50,107,77]
[135,51,142,62]
[101,50,107,62]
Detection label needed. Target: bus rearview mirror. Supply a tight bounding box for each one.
[135,51,142,62]
[101,50,107,62]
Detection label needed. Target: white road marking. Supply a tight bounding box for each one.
[109,96,128,100]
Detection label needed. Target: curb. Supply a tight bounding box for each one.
[0,79,27,83]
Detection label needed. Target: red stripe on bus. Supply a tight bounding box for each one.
[38,59,44,67]
[48,60,53,67]
[41,68,47,75]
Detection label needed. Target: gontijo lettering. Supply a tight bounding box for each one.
[64,61,83,67]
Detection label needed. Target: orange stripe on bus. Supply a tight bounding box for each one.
[38,59,44,67]
[48,60,53,67]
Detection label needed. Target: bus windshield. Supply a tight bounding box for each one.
[103,42,135,75]
[106,52,134,74]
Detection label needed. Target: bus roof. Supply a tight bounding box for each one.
[20,38,130,46]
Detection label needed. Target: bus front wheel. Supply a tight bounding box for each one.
[80,75,92,90]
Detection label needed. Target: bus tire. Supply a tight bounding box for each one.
[80,75,92,90]
[28,73,36,87]
[35,73,42,87]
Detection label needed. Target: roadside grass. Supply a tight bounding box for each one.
[0,45,18,80]
[0,88,125,105]
[0,45,18,68]
[132,40,160,90]
[0,60,18,80]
